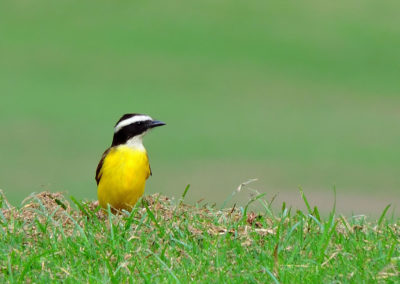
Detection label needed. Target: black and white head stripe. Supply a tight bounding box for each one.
[111,113,165,147]
[114,114,152,133]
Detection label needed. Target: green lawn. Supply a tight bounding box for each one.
[1,190,399,282]
[0,1,399,213]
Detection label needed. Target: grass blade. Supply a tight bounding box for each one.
[179,184,190,206]
[299,187,312,214]
[143,199,165,236]
[378,204,391,226]
[263,266,280,284]
[149,250,181,284]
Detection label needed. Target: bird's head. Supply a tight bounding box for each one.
[111,113,165,148]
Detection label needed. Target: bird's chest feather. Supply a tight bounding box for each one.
[99,146,150,193]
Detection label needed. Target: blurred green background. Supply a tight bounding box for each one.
[1,1,399,215]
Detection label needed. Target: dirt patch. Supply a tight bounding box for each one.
[1,191,106,239]
[0,190,276,244]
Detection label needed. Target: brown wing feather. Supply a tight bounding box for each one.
[95,147,111,185]
[147,153,152,176]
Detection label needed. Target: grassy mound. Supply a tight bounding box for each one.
[0,190,399,282]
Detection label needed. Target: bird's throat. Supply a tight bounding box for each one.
[125,134,145,151]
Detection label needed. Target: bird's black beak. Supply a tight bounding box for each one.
[149,120,166,128]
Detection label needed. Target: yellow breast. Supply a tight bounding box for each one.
[97,145,151,211]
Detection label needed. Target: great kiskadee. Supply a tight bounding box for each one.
[95,113,165,211]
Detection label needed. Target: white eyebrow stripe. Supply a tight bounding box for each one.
[114,115,152,133]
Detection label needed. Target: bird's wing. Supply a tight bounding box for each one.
[95,147,111,185]
[147,153,152,177]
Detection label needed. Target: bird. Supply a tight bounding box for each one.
[95,113,165,211]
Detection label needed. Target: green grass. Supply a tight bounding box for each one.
[1,190,399,282]
[1,2,398,280]
[0,0,400,209]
